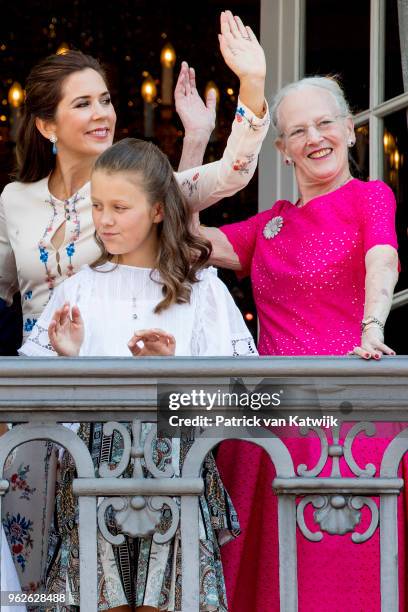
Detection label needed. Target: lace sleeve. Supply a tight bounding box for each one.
[191,268,257,357]
[22,323,57,355]
[18,283,68,356]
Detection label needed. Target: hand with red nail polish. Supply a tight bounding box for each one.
[348,325,396,360]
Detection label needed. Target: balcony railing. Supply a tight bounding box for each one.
[1,356,408,611]
[391,287,408,310]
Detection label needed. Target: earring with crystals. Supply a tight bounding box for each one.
[49,134,58,155]
[284,157,293,166]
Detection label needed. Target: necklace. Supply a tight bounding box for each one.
[132,296,138,320]
[296,174,353,208]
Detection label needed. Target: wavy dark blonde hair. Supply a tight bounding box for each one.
[91,138,212,313]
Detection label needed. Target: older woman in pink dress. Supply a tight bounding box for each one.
[193,77,401,611]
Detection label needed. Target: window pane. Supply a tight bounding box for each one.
[305,0,370,113]
[353,123,369,180]
[383,109,408,352]
[385,0,404,100]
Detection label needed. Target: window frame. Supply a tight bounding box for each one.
[259,0,408,207]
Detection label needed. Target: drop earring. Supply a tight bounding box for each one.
[50,134,58,155]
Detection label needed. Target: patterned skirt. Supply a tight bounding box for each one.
[2,440,58,597]
[45,423,240,611]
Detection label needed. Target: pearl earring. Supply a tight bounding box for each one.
[49,134,58,155]
[348,139,355,148]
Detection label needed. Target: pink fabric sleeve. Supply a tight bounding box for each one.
[219,213,261,277]
[359,180,398,253]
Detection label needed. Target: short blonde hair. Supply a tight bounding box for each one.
[271,76,351,136]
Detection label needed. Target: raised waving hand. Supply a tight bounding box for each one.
[218,10,266,80]
[218,10,266,117]
[48,302,84,356]
[175,61,217,137]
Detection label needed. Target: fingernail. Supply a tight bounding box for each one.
[365,353,370,358]
[391,351,396,355]
[374,354,380,360]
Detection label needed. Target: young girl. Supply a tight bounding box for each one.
[20,138,257,611]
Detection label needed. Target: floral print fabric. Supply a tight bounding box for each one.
[45,423,239,611]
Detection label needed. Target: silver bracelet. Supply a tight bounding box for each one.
[361,316,385,333]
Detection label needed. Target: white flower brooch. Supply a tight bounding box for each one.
[263,216,284,239]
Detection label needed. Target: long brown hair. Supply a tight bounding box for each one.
[15,51,107,183]
[91,138,212,313]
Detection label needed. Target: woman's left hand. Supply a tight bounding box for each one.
[128,328,176,356]
[350,326,396,360]
[175,61,216,138]
[218,10,266,81]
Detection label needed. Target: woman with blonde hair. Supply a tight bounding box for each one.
[197,76,400,611]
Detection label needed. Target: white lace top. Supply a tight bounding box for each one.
[19,263,257,357]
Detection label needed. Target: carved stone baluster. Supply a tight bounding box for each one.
[97,419,179,545]
[343,422,377,477]
[296,421,380,542]
[297,426,328,476]
[328,423,342,478]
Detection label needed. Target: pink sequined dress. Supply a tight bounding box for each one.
[216,179,406,612]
